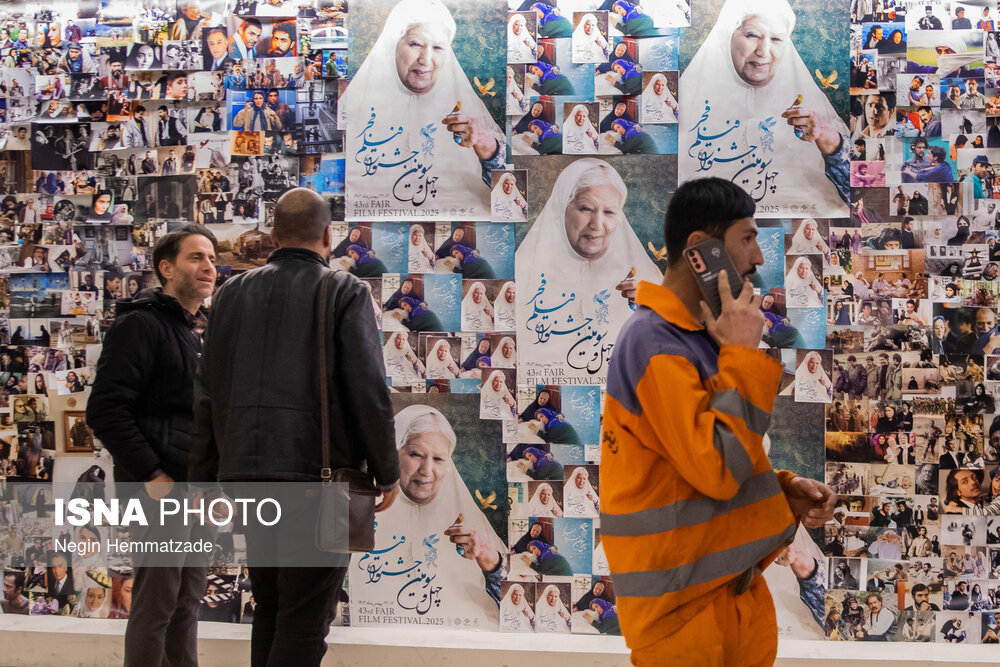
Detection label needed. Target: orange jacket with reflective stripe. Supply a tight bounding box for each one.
[600,282,797,651]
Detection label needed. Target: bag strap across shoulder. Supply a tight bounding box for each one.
[318,270,335,482]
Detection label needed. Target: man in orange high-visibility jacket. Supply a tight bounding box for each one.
[601,177,837,666]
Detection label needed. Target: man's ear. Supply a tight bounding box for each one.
[684,230,709,250]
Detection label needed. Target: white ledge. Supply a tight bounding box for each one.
[1,616,999,666]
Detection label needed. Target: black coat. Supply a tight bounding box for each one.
[188,247,399,486]
[87,289,205,482]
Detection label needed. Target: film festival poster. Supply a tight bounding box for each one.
[512,153,674,385]
[344,0,507,221]
[679,0,851,218]
[349,393,507,629]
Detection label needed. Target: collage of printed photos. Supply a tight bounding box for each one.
[7,0,1000,650]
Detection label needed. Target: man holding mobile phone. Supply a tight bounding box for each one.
[599,177,836,666]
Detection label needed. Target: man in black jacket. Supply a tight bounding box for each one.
[87,224,218,667]
[189,188,399,667]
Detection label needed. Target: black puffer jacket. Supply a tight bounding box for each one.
[87,289,205,482]
[188,247,399,488]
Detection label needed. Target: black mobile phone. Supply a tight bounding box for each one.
[684,238,743,318]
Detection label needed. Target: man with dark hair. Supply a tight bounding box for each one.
[916,145,951,182]
[156,106,184,146]
[229,18,262,60]
[901,137,930,182]
[266,88,294,128]
[2,571,28,614]
[189,188,399,666]
[916,106,941,138]
[908,583,940,611]
[87,224,218,666]
[265,21,296,57]
[601,177,835,665]
[953,7,972,29]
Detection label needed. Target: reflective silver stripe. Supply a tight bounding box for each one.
[714,421,754,486]
[709,388,771,437]
[600,471,782,537]
[611,523,797,598]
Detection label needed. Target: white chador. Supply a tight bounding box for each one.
[562,104,601,155]
[515,158,661,381]
[343,0,504,220]
[678,0,849,217]
[572,13,609,63]
[641,73,678,124]
[351,406,507,626]
[507,13,537,63]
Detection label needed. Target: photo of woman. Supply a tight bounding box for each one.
[793,351,833,403]
[526,482,563,518]
[461,281,494,331]
[383,331,425,384]
[492,281,516,331]
[563,466,599,518]
[640,72,677,124]
[514,158,661,383]
[344,0,505,220]
[491,172,527,222]
[480,369,517,420]
[679,0,850,216]
[408,224,435,273]
[351,402,506,627]
[785,256,825,307]
[499,583,534,632]
[562,104,601,155]
[425,338,464,379]
[534,583,571,632]
[491,336,517,368]
[572,13,609,64]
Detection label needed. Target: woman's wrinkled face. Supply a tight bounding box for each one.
[399,431,450,504]
[511,587,523,604]
[410,228,422,245]
[564,184,622,260]
[529,523,542,537]
[502,340,514,357]
[505,285,515,303]
[436,343,448,360]
[502,177,514,195]
[477,339,490,354]
[491,374,504,391]
[797,261,809,279]
[400,281,412,295]
[574,470,588,488]
[584,18,594,35]
[729,14,788,87]
[653,77,665,96]
[807,355,819,373]
[539,486,551,503]
[574,108,587,126]
[395,23,449,95]
[512,18,522,36]
[546,588,558,605]
[593,581,605,596]
[472,285,484,303]
[394,333,405,349]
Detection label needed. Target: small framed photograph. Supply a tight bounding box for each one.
[64,411,94,452]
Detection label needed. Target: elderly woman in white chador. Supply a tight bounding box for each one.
[408,224,435,272]
[784,256,824,307]
[500,583,535,632]
[572,13,609,62]
[679,0,849,216]
[508,13,537,63]
[383,331,425,383]
[493,281,517,330]
[425,338,461,379]
[640,72,678,124]
[515,158,661,380]
[352,405,507,625]
[562,104,601,154]
[491,335,517,368]
[492,171,528,221]
[564,466,600,517]
[787,218,830,255]
[481,369,517,420]
[343,0,505,220]
[794,351,832,403]
[461,281,495,331]
[505,66,528,116]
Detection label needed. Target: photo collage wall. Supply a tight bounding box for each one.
[1,0,998,648]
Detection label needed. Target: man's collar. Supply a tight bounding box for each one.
[635,281,702,331]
